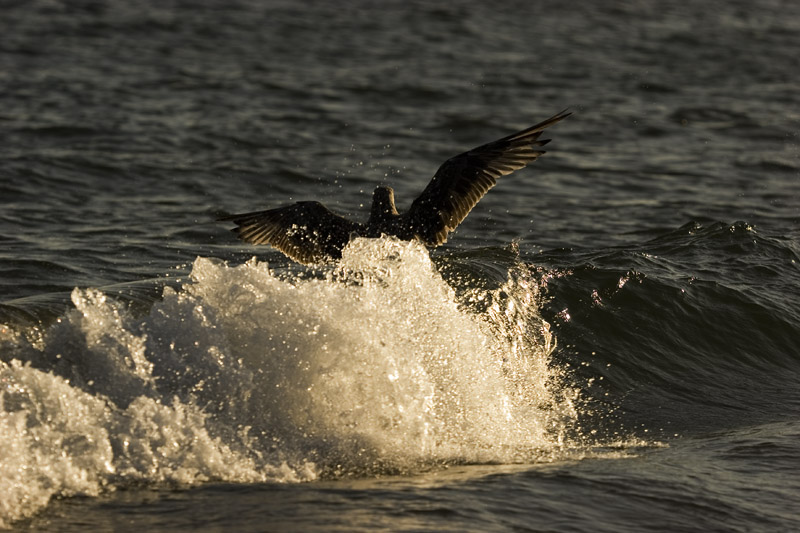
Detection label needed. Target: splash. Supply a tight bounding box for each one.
[0,237,577,526]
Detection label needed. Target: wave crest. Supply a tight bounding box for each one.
[1,237,579,525]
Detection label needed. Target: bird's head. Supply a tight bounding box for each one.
[370,186,399,218]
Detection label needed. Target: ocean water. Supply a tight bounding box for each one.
[1,0,799,531]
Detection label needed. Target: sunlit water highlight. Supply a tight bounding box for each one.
[0,237,596,527]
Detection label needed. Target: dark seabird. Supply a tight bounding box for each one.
[219,110,569,265]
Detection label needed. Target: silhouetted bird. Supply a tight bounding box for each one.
[219,110,569,265]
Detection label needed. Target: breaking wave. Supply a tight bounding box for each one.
[0,237,582,527]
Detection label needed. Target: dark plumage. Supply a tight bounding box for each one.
[219,110,570,265]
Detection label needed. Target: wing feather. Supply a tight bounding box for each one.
[403,110,570,246]
[219,201,363,265]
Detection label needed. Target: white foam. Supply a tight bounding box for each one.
[0,237,577,526]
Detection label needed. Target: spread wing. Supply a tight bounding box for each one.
[218,201,364,265]
[403,110,570,246]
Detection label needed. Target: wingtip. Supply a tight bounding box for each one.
[523,109,571,136]
[548,108,572,124]
[216,212,241,222]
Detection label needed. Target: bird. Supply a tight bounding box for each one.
[219,110,570,265]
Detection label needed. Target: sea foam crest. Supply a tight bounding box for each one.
[0,236,575,526]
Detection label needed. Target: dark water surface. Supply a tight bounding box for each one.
[2,0,799,531]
